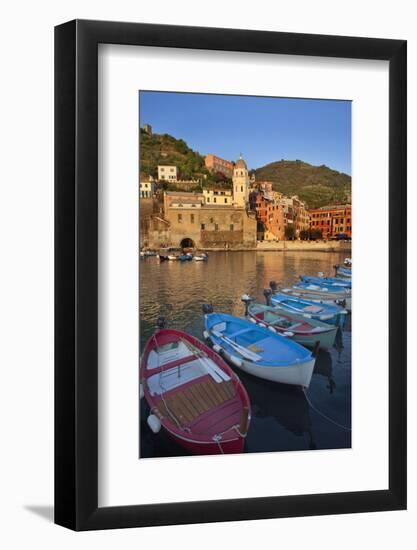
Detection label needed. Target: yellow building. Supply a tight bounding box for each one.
[203,188,233,206]
[232,155,250,207]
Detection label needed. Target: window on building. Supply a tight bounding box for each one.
[160,167,165,171]
[210,217,214,224]
[214,197,217,203]
[215,223,219,231]
[207,197,210,202]
[224,198,227,203]
[178,214,182,223]
[230,224,234,231]
[241,186,243,192]
[201,223,205,230]
[190,214,194,223]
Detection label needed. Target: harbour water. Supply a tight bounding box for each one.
[140,250,351,458]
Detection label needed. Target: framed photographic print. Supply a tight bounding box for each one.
[55,20,407,530]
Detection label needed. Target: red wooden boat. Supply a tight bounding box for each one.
[140,328,251,455]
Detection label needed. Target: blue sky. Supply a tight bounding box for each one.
[139,91,351,175]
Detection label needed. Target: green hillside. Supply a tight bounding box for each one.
[140,129,231,190]
[254,160,351,208]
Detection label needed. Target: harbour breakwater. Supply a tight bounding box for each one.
[201,241,351,253]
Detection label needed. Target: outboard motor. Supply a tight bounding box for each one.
[202,303,214,315]
[241,294,253,316]
[269,280,278,293]
[263,288,272,306]
[156,316,166,329]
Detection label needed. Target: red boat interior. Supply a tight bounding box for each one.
[254,311,313,333]
[143,331,248,440]
[154,374,242,436]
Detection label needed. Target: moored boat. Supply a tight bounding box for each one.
[194,252,208,261]
[245,301,338,350]
[143,249,157,257]
[287,281,351,311]
[158,254,169,261]
[334,264,352,279]
[178,253,193,261]
[203,306,316,388]
[300,275,351,289]
[141,323,251,455]
[266,288,348,328]
[167,254,178,260]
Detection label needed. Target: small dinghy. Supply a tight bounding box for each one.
[286,281,351,311]
[141,320,251,455]
[300,275,351,289]
[178,253,193,261]
[203,305,316,388]
[194,252,208,261]
[167,254,178,260]
[266,287,347,328]
[334,264,352,279]
[243,298,338,350]
[158,254,169,262]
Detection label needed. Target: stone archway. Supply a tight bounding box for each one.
[180,237,195,249]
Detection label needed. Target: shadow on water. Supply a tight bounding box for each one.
[140,251,351,458]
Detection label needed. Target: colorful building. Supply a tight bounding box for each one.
[158,165,178,182]
[205,154,234,178]
[249,183,285,241]
[203,188,233,206]
[291,195,310,237]
[232,155,250,208]
[309,204,352,239]
[139,178,155,198]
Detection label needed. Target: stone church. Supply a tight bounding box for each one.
[142,155,257,250]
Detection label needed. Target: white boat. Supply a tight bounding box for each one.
[203,308,316,388]
[194,253,208,261]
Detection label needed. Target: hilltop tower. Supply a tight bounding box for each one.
[233,154,249,207]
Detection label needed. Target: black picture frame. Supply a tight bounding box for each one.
[55,19,407,531]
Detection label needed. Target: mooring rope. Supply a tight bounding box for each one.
[303,388,351,432]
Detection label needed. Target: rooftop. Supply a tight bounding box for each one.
[309,204,351,211]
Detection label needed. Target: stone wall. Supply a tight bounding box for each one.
[163,206,257,249]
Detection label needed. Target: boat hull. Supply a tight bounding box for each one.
[141,328,250,456]
[247,304,338,350]
[282,288,351,312]
[270,295,347,328]
[164,424,245,455]
[217,346,315,388]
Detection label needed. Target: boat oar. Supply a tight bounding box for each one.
[211,330,261,362]
[178,337,230,382]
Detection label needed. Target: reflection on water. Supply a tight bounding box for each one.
[140,251,351,457]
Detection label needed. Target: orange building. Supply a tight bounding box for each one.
[205,154,234,178]
[249,190,284,241]
[309,204,352,239]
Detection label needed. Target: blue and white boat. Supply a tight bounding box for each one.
[268,292,348,327]
[284,282,351,311]
[178,253,193,262]
[203,308,316,388]
[300,275,351,289]
[334,264,352,279]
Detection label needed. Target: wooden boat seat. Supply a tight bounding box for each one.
[154,376,236,427]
